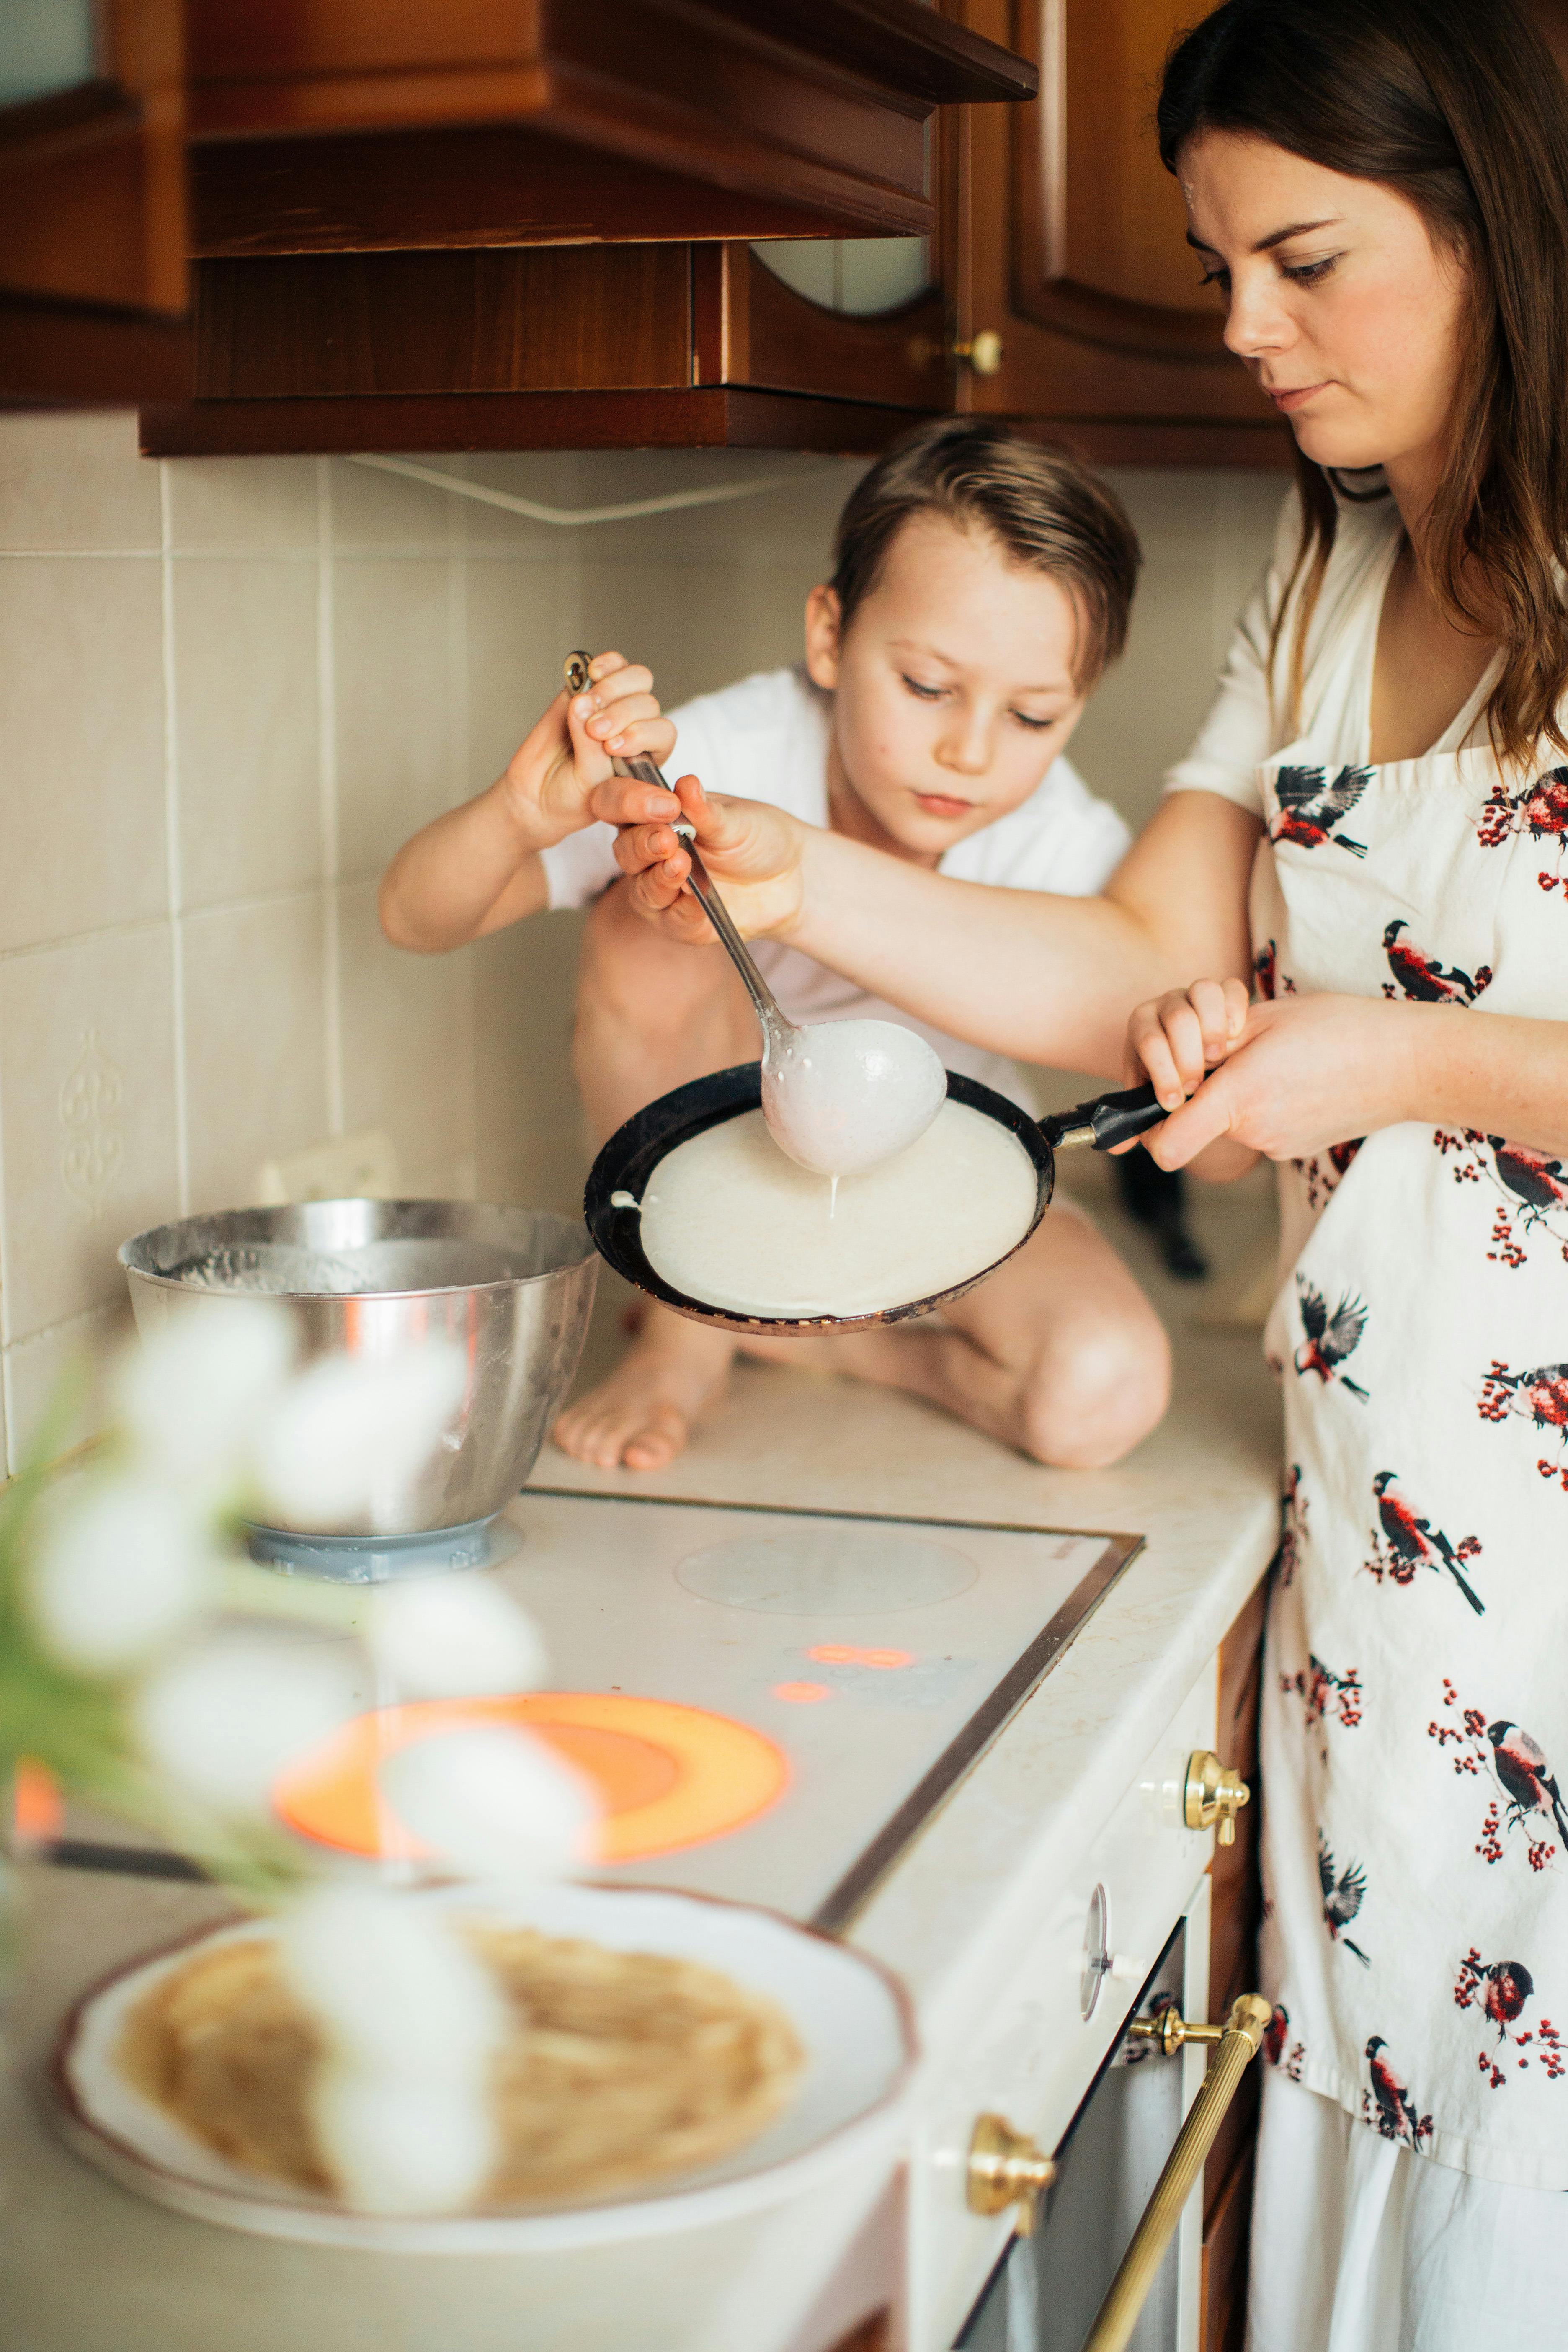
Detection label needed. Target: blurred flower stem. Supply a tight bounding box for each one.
[0,1372,306,1909]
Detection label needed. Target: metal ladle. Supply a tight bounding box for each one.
[562,652,945,1176]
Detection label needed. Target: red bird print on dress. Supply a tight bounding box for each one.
[1295,1136,1364,1212]
[1364,2038,1432,2147]
[1382,921,1491,1005]
[1263,2005,1305,2081]
[1488,1722,1568,1852]
[1453,1950,1563,2087]
[1488,1139,1568,1219]
[1278,1463,1307,1585]
[1369,1471,1485,1614]
[1478,762,1568,857]
[1428,1684,1563,1870]
[1481,1959,1534,2043]
[1431,1129,1568,1271]
[1271,765,1371,857]
[1477,1361,1568,1481]
[1253,939,1296,998]
[1318,1832,1372,1965]
[1280,1653,1362,1761]
[1254,940,1277,1000]
[1294,1278,1369,1398]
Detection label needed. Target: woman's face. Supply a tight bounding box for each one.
[1180,131,1470,492]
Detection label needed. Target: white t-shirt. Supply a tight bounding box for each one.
[541,666,1131,1105]
[1163,483,1500,812]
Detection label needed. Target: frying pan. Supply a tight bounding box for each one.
[584,1063,1167,1336]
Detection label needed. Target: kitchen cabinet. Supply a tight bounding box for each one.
[181,0,1030,248]
[0,0,191,402]
[956,0,1286,467]
[137,0,1034,456]
[139,236,962,456]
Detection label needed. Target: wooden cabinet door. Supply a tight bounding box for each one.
[0,0,190,401]
[0,0,186,313]
[959,0,1286,466]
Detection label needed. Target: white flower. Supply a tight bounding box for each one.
[253,1343,467,1530]
[28,1475,218,1671]
[367,1578,546,1700]
[134,1632,361,1814]
[115,1304,295,1501]
[280,1884,507,2214]
[312,2068,501,2218]
[380,1725,598,1883]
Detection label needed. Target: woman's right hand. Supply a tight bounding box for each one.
[600,769,807,946]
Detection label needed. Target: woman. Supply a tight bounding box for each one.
[605,2,1568,2337]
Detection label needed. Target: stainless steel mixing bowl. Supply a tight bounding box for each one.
[119,1200,598,1570]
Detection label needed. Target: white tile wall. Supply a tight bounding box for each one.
[0,413,1282,1477]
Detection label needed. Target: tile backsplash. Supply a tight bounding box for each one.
[0,410,1281,1475]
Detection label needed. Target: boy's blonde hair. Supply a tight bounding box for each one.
[829,417,1140,687]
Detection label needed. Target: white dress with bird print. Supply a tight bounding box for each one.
[1167,485,1568,2190]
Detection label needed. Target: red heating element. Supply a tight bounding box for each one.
[273,1692,787,1866]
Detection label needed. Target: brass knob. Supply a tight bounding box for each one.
[1128,2004,1229,2059]
[1184,1750,1250,1846]
[953,329,1004,375]
[966,2112,1056,2236]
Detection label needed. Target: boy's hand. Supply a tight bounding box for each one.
[499,651,679,850]
[1126,978,1250,1113]
[600,771,807,945]
[1125,982,1420,1169]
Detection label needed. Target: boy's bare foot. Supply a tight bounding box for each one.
[552,1309,738,1471]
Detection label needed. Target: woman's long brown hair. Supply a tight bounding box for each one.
[1158,0,1568,770]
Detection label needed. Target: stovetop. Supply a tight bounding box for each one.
[456,1490,1140,1929]
[47,1490,1141,1932]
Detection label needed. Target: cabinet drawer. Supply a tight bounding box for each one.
[910,1670,1217,2351]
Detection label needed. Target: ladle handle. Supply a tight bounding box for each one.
[1042,1081,1168,1154]
[563,651,789,1044]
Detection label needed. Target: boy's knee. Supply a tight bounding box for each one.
[1020,1305,1171,1470]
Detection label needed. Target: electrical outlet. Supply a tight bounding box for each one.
[255,1130,400,1207]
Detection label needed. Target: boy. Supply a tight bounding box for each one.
[381,417,1170,1473]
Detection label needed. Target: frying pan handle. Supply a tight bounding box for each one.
[1042,1081,1168,1153]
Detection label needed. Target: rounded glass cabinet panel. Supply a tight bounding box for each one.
[750,237,934,317]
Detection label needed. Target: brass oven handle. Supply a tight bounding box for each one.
[1081,1994,1271,2352]
[1183,1749,1250,1846]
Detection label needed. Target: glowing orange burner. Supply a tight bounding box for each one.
[273,1693,787,1865]
[807,1645,914,1669]
[11,1757,62,1849]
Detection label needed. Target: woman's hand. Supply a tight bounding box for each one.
[1127,985,1424,1168]
[599,769,808,946]
[501,650,678,849]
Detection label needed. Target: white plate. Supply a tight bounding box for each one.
[52,1880,916,2252]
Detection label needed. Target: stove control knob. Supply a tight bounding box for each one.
[1184,1751,1251,1847]
[967,2113,1057,2236]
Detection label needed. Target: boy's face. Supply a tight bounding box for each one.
[805,513,1091,865]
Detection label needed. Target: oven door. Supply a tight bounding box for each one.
[955,1908,1213,2352]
